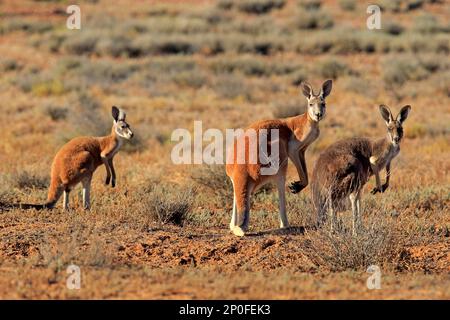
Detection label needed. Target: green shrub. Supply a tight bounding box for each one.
[342,76,377,97]
[217,0,234,10]
[44,105,68,121]
[0,58,21,72]
[15,171,49,190]
[237,0,286,14]
[76,61,138,87]
[379,0,431,13]
[96,35,132,57]
[209,56,296,77]
[224,34,286,55]
[382,56,430,86]
[383,22,405,35]
[317,58,352,79]
[295,9,334,30]
[272,100,306,118]
[297,0,322,10]
[290,69,309,86]
[191,165,232,208]
[229,17,278,35]
[146,184,195,226]
[31,79,65,96]
[130,34,223,56]
[62,32,102,55]
[301,215,403,271]
[413,14,444,33]
[172,70,208,89]
[338,0,356,11]
[212,74,252,100]
[0,19,53,34]
[58,92,110,142]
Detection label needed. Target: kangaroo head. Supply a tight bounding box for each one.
[300,80,333,122]
[112,106,134,140]
[379,104,411,146]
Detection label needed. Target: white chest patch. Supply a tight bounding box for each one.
[111,139,123,157]
[103,139,123,159]
[371,145,400,168]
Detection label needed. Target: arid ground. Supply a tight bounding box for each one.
[0,0,449,299]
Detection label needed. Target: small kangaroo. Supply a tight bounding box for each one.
[226,80,333,236]
[311,104,411,235]
[3,106,133,211]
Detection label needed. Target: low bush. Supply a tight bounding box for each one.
[191,165,233,208]
[381,54,447,86]
[0,58,22,72]
[209,56,297,77]
[383,22,405,36]
[413,14,446,34]
[317,58,353,79]
[62,31,102,55]
[272,100,306,118]
[44,105,68,122]
[295,9,334,30]
[146,183,195,226]
[297,0,322,11]
[0,19,53,34]
[338,0,356,11]
[301,215,404,271]
[15,171,49,190]
[212,74,252,100]
[237,0,286,14]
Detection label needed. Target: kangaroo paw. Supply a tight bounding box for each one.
[232,226,245,237]
[371,187,380,194]
[288,181,305,194]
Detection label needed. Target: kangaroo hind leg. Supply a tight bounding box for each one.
[81,175,93,210]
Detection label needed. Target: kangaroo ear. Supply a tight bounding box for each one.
[118,109,126,121]
[320,79,333,98]
[300,81,313,98]
[379,104,393,125]
[397,105,411,123]
[112,106,120,122]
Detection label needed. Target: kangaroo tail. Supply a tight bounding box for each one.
[0,177,62,212]
[0,202,50,211]
[45,176,64,209]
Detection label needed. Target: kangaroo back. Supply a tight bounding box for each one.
[311,137,373,221]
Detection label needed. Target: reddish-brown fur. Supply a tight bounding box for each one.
[311,105,411,235]
[226,80,333,236]
[2,106,133,211]
[46,128,121,206]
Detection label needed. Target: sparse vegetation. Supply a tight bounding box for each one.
[145,183,195,226]
[338,0,356,11]
[294,9,334,30]
[237,0,286,14]
[0,0,448,300]
[298,0,322,11]
[302,216,403,271]
[317,58,353,79]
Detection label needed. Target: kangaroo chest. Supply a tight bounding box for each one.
[102,139,123,160]
[288,126,319,153]
[370,145,400,169]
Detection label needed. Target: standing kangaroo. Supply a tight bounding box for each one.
[3,106,133,211]
[311,105,411,235]
[226,80,333,236]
